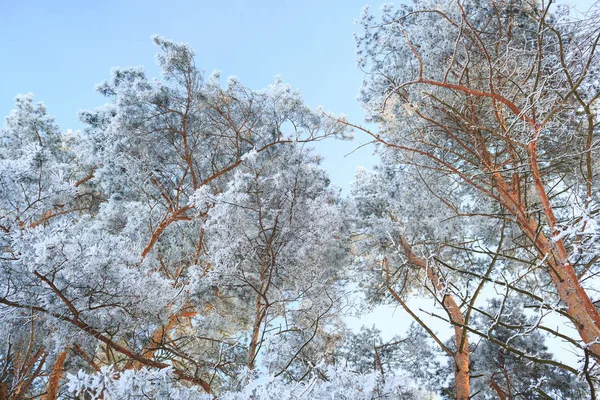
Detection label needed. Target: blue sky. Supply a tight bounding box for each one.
[1,0,380,193]
[2,0,596,193]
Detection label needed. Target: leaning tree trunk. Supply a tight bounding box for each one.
[492,150,600,360]
[399,237,471,400]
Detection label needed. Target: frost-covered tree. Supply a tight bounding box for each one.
[351,158,478,398]
[335,323,440,393]
[467,298,588,399]
[0,37,350,398]
[0,93,88,398]
[349,0,600,397]
[179,143,350,385]
[351,159,596,398]
[66,364,424,400]
[336,326,404,376]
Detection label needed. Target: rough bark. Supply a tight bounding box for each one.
[42,347,69,400]
[399,237,470,400]
[493,168,600,359]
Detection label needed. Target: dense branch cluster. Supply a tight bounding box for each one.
[1,1,600,399]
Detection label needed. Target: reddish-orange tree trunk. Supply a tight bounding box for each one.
[42,347,69,400]
[493,164,600,359]
[398,237,471,400]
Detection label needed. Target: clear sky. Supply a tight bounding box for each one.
[1,0,596,193]
[1,0,381,194]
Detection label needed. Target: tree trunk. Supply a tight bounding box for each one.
[493,170,600,359]
[400,237,470,400]
[42,347,69,400]
[453,334,470,400]
[248,292,266,371]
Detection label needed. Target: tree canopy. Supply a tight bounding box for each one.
[1,1,600,399]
